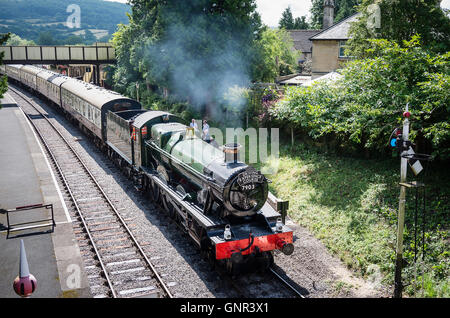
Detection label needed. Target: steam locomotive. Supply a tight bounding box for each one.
[1,64,294,273]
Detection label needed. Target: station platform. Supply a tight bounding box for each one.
[0,91,91,298]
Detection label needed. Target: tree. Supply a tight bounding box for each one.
[310,0,360,29]
[252,28,299,82]
[5,33,35,46]
[294,16,309,29]
[335,0,358,22]
[271,36,450,159]
[279,7,309,30]
[37,31,58,45]
[1,33,11,108]
[113,0,264,121]
[347,0,450,58]
[62,35,84,45]
[279,6,295,29]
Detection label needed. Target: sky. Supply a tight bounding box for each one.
[105,0,450,28]
[103,0,313,27]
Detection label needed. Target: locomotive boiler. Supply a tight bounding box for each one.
[146,122,269,218]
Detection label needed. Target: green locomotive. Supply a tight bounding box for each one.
[106,109,294,272]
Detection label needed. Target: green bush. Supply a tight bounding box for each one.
[271,36,450,159]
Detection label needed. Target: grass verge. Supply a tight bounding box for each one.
[258,143,449,297]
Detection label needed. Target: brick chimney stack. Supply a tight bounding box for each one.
[323,0,335,29]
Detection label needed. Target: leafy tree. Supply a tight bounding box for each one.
[334,0,359,22]
[37,31,58,45]
[62,35,84,45]
[5,33,35,45]
[279,7,309,30]
[294,16,309,29]
[113,0,264,121]
[347,0,450,58]
[310,0,360,29]
[279,6,295,29]
[1,33,11,108]
[271,36,450,159]
[252,28,300,82]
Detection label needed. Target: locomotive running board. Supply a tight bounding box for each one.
[106,141,132,165]
[141,166,219,230]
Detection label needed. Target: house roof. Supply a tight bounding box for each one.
[310,13,361,41]
[288,30,321,53]
[278,75,312,86]
[302,72,342,86]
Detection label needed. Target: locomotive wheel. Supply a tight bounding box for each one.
[256,252,274,273]
[161,192,172,214]
[201,238,216,269]
[148,177,160,202]
[125,166,132,179]
[147,163,160,202]
[156,166,175,217]
[160,183,174,217]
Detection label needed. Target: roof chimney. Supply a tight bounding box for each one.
[323,0,335,29]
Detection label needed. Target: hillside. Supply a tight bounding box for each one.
[0,0,131,44]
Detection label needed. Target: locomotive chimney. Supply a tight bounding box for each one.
[223,143,241,163]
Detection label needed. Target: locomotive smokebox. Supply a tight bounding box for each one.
[223,143,241,163]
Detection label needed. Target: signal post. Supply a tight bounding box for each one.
[393,107,410,298]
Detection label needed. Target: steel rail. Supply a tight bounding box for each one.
[8,86,118,297]
[9,86,173,298]
[269,267,306,298]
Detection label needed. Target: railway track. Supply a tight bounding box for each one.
[269,267,306,298]
[8,84,309,299]
[8,86,173,298]
[224,267,307,298]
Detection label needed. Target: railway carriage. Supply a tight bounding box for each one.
[5,64,22,82]
[36,69,69,106]
[20,65,41,91]
[61,79,141,140]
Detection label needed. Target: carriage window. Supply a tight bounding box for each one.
[93,109,98,125]
[97,110,101,126]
